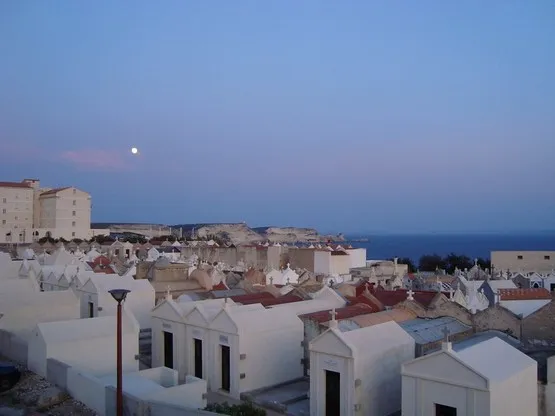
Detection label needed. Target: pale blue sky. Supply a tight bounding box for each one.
[1,1,554,233]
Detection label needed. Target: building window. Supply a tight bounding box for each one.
[72,211,76,216]
[72,221,76,227]
[517,255,523,260]
[1,220,5,225]
[73,189,76,194]
[545,255,551,260]
[73,200,76,206]
[2,198,5,203]
[14,216,18,220]
[2,209,5,214]
[72,232,76,237]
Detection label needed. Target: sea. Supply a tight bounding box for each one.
[345,233,555,263]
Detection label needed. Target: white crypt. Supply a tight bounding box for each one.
[401,335,537,416]
[309,312,415,416]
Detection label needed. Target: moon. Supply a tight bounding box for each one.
[131,147,138,155]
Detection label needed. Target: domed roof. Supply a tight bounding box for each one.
[190,267,213,290]
[155,257,171,269]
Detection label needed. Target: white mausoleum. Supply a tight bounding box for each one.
[309,315,415,416]
[401,336,537,416]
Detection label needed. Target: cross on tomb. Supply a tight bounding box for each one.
[407,289,415,300]
[166,285,172,298]
[329,308,337,321]
[442,326,450,343]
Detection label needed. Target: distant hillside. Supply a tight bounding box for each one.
[172,223,261,245]
[91,223,171,237]
[92,222,343,244]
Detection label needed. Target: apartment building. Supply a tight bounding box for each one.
[491,250,555,274]
[0,180,35,230]
[0,179,95,243]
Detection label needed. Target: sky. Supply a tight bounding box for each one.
[1,1,554,234]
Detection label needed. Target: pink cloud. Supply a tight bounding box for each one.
[60,149,132,172]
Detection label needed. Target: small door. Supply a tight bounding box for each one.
[221,345,230,391]
[194,339,203,379]
[325,370,340,416]
[435,403,457,416]
[163,331,174,369]
[88,302,94,318]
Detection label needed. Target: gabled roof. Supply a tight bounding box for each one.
[229,292,274,305]
[486,280,517,290]
[259,294,304,307]
[40,187,71,196]
[454,336,536,382]
[499,288,552,301]
[299,303,373,323]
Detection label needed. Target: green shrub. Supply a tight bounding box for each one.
[205,401,266,416]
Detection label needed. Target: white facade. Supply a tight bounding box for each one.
[206,304,304,399]
[28,310,140,378]
[309,320,415,416]
[492,250,555,273]
[151,297,233,382]
[151,297,304,399]
[401,337,537,416]
[39,186,91,239]
[345,248,367,269]
[77,275,155,329]
[0,181,34,231]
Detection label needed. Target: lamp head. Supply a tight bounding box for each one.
[109,288,131,303]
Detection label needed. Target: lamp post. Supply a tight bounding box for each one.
[109,289,131,416]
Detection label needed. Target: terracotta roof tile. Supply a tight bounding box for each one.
[260,295,303,306]
[0,181,32,189]
[40,187,71,196]
[299,303,373,323]
[229,292,274,305]
[346,294,383,311]
[213,282,228,291]
[499,288,552,301]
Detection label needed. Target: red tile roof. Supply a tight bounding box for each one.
[499,288,552,301]
[212,282,228,291]
[229,292,275,305]
[261,295,303,307]
[299,303,373,323]
[91,255,111,267]
[346,295,383,312]
[0,181,32,189]
[373,289,443,308]
[353,281,375,297]
[40,187,71,196]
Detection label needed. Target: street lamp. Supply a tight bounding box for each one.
[109,289,131,416]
